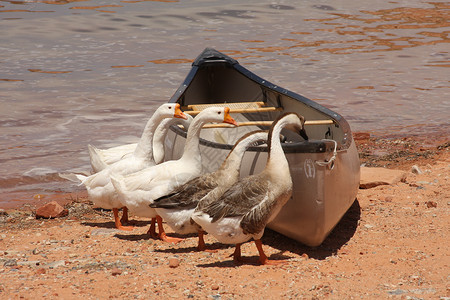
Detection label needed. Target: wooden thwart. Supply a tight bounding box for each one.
[183,101,282,115]
[180,101,334,128]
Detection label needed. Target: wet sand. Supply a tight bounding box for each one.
[1,134,448,299]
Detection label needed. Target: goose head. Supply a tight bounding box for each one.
[273,112,308,140]
[157,103,188,120]
[195,106,238,126]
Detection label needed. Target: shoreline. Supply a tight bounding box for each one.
[1,131,448,210]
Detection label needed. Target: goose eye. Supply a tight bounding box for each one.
[218,111,221,115]
[168,106,172,109]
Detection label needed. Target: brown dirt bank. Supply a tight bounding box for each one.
[0,133,448,299]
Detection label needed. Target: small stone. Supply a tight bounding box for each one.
[168,257,180,268]
[301,253,309,259]
[360,167,407,189]
[91,228,119,236]
[426,201,437,208]
[3,259,17,267]
[384,196,393,202]
[411,165,423,175]
[211,284,220,290]
[45,260,66,269]
[111,268,122,276]
[36,201,68,219]
[387,289,407,295]
[36,268,46,275]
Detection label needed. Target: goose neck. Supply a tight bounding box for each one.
[220,137,255,172]
[267,120,288,170]
[181,118,204,159]
[133,114,163,160]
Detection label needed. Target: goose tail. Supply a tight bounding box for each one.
[58,172,87,186]
[88,144,108,172]
[110,173,127,196]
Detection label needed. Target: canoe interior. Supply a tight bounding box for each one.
[165,48,360,246]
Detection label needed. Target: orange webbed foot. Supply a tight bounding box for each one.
[258,258,288,266]
[116,225,134,231]
[159,232,183,244]
[113,208,134,231]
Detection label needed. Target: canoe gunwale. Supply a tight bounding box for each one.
[169,125,335,154]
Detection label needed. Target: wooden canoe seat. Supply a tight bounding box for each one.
[179,101,335,129]
[183,101,282,115]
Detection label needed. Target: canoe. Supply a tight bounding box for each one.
[164,48,360,247]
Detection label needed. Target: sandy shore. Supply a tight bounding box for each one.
[0,134,448,299]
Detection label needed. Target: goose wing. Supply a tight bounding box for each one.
[151,174,218,209]
[200,174,272,235]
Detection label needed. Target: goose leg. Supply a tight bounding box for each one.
[119,207,132,225]
[147,218,158,239]
[232,243,243,264]
[197,230,217,252]
[197,230,207,251]
[113,208,133,231]
[254,239,286,265]
[156,215,183,243]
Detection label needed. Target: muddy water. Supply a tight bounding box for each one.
[0,0,448,207]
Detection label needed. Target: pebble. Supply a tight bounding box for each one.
[168,257,180,268]
[426,201,437,208]
[360,167,407,189]
[387,289,407,295]
[91,228,119,236]
[36,268,46,275]
[3,259,17,267]
[411,165,423,175]
[35,201,68,219]
[111,268,122,276]
[44,260,66,269]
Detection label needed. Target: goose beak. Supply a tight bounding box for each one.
[174,103,188,120]
[223,107,238,126]
[299,128,309,140]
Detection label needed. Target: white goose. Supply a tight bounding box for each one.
[110,107,237,243]
[88,115,193,172]
[76,103,187,230]
[150,130,268,251]
[191,113,308,265]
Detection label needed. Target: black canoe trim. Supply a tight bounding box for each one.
[169,125,333,154]
[193,48,238,66]
[169,48,353,149]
